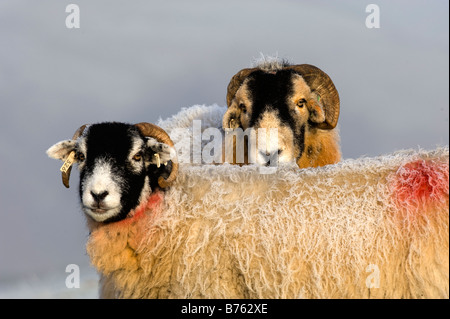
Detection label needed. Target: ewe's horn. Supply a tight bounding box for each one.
[226,68,258,107]
[286,64,340,130]
[61,124,88,188]
[134,122,178,189]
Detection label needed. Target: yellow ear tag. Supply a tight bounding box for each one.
[60,151,76,188]
[60,151,76,174]
[154,153,161,168]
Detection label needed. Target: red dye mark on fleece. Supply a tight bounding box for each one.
[389,159,449,217]
[131,191,164,221]
[113,191,164,228]
[88,192,164,258]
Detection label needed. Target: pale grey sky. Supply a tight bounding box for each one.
[0,0,448,292]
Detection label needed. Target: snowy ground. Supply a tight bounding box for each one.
[0,267,99,299]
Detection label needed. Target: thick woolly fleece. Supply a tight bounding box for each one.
[86,105,449,299]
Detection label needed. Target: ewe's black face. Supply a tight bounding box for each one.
[47,122,176,223]
[76,123,149,223]
[224,70,326,165]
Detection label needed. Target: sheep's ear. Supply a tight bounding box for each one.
[307,93,326,125]
[47,140,78,188]
[144,137,177,167]
[46,140,77,161]
[222,105,242,130]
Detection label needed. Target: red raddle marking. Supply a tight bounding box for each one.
[389,159,449,220]
[90,191,165,252]
[107,191,164,229]
[130,191,164,220]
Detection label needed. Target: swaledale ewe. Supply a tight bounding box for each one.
[48,116,448,299]
[46,122,178,226]
[223,59,340,168]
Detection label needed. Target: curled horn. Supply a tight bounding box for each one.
[72,124,88,140]
[134,122,178,189]
[226,68,258,107]
[286,64,340,130]
[61,124,88,188]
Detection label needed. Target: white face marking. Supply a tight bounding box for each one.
[128,137,145,174]
[138,175,151,205]
[81,159,123,222]
[254,111,296,165]
[76,138,88,170]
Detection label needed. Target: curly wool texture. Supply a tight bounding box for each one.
[87,149,449,299]
[86,105,449,299]
[388,159,449,226]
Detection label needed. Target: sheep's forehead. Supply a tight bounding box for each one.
[240,71,298,108]
[81,124,144,160]
[241,71,304,127]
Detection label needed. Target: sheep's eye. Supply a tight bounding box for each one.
[76,152,85,162]
[297,99,306,108]
[239,103,247,114]
[132,152,143,162]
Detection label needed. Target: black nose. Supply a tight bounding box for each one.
[91,191,109,203]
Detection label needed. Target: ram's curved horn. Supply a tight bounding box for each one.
[134,122,178,189]
[286,64,340,130]
[226,68,258,107]
[61,124,88,188]
[72,124,88,140]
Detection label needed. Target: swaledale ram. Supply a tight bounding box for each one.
[223,59,341,168]
[48,114,448,299]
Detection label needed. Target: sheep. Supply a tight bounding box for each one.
[50,106,444,299]
[84,144,448,299]
[46,122,178,225]
[46,107,448,299]
[222,58,341,168]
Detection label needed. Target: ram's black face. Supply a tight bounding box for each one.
[247,71,305,162]
[224,70,322,165]
[246,70,298,130]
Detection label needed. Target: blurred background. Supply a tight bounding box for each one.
[0,0,448,298]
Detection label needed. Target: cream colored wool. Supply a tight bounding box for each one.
[86,105,449,299]
[88,149,449,299]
